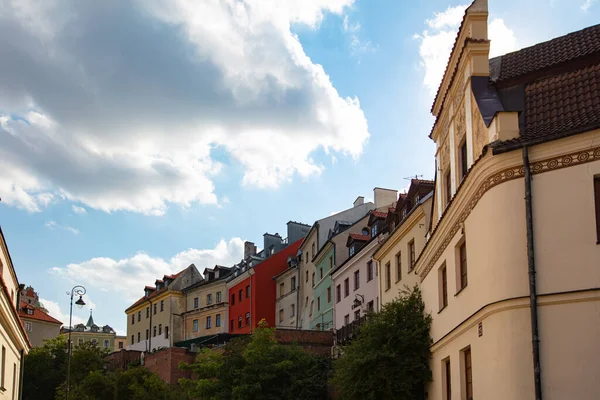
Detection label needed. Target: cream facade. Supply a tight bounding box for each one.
[0,227,31,399]
[274,267,298,328]
[416,2,600,399]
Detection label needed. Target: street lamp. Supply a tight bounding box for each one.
[66,285,86,400]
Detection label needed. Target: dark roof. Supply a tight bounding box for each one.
[490,24,600,84]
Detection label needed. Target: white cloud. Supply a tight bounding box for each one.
[50,238,245,302]
[45,220,80,235]
[72,205,87,215]
[0,0,369,215]
[39,298,83,327]
[581,0,597,11]
[343,15,377,56]
[414,4,519,96]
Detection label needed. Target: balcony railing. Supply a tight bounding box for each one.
[335,316,367,344]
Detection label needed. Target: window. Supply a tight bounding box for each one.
[217,291,222,303]
[349,246,355,257]
[445,170,452,206]
[327,287,331,303]
[291,304,295,317]
[137,311,141,322]
[443,358,451,400]
[104,339,110,348]
[153,326,157,336]
[440,263,448,310]
[131,335,134,345]
[131,315,135,325]
[385,262,391,291]
[371,224,378,237]
[137,332,140,343]
[118,341,123,349]
[206,316,212,329]
[291,276,296,291]
[165,326,169,338]
[344,278,349,297]
[319,267,323,280]
[595,177,600,242]
[280,282,285,297]
[312,272,315,287]
[344,314,350,325]
[216,314,221,327]
[238,316,242,329]
[192,319,198,332]
[194,297,199,308]
[160,300,164,312]
[246,285,250,298]
[336,285,341,303]
[367,261,373,282]
[146,307,149,318]
[158,324,162,335]
[459,140,468,180]
[305,296,308,308]
[396,252,402,282]
[245,312,250,326]
[145,329,149,340]
[238,290,242,302]
[24,322,32,332]
[353,270,360,290]
[230,320,234,332]
[408,240,415,271]
[153,304,157,314]
[26,308,33,315]
[309,300,314,316]
[459,242,468,290]
[306,270,309,282]
[279,309,284,322]
[317,296,321,311]
[11,363,15,399]
[354,310,360,321]
[312,243,315,258]
[367,300,374,312]
[207,293,213,305]
[329,256,333,270]
[464,348,473,400]
[91,338,98,345]
[231,294,235,305]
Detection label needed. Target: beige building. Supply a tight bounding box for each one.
[415,2,600,399]
[114,336,126,351]
[273,266,299,328]
[18,301,62,347]
[182,266,231,340]
[125,264,202,351]
[374,179,434,306]
[0,227,31,399]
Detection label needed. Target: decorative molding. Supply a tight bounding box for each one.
[419,145,600,281]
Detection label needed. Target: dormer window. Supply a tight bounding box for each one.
[402,208,408,218]
[361,228,369,236]
[26,308,34,315]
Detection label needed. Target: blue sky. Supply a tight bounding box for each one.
[0,0,598,335]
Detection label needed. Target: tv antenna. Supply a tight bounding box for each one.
[403,174,423,180]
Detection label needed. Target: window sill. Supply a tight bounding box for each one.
[438,305,447,314]
[454,285,468,297]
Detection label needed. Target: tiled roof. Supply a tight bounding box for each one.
[523,62,600,140]
[127,287,167,311]
[348,233,370,242]
[492,24,600,84]
[370,211,388,219]
[19,302,62,325]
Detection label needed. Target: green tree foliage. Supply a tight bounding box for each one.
[23,336,68,400]
[331,286,432,400]
[181,320,330,400]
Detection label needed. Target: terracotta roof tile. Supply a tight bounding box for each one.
[348,233,370,242]
[370,211,388,219]
[19,301,62,325]
[523,62,600,140]
[493,24,600,84]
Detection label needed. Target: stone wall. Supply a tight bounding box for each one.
[143,347,195,385]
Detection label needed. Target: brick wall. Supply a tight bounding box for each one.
[143,347,195,385]
[274,328,333,357]
[105,349,143,371]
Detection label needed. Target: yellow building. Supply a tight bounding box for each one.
[61,311,116,350]
[114,336,126,352]
[0,227,31,399]
[373,179,434,306]
[415,1,600,399]
[182,266,231,340]
[125,264,202,352]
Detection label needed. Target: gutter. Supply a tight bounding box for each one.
[523,146,543,400]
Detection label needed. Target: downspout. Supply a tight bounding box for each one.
[523,146,543,400]
[295,266,301,329]
[18,349,24,400]
[148,300,153,352]
[249,269,254,334]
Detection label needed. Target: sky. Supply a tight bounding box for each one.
[0,0,598,335]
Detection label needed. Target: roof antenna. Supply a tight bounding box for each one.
[402,174,423,180]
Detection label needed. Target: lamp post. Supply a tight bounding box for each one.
[66,285,86,400]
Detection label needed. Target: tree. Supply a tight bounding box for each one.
[23,336,68,400]
[181,320,329,400]
[331,285,432,400]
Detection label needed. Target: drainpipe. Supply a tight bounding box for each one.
[183,290,187,341]
[148,300,153,352]
[523,146,542,400]
[295,266,301,329]
[18,349,24,400]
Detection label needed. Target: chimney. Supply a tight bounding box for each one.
[353,196,364,207]
[244,241,257,259]
[374,187,398,208]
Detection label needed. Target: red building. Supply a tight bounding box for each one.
[227,239,302,334]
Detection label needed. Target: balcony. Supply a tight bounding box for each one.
[335,315,367,345]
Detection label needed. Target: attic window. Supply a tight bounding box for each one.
[26,308,34,315]
[349,246,355,257]
[371,224,378,237]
